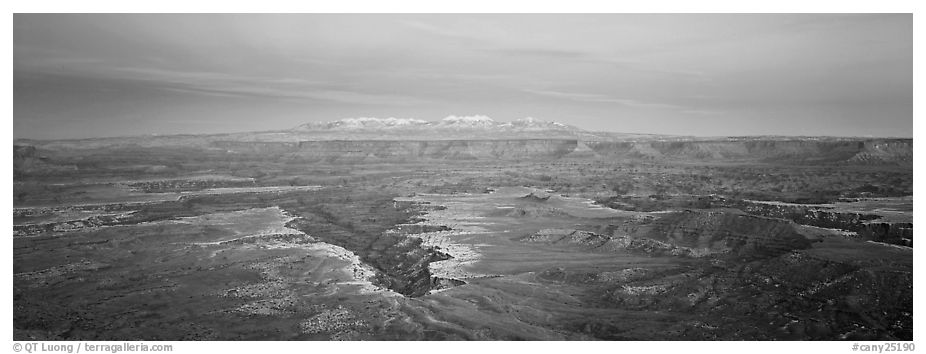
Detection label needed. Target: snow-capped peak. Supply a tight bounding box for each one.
[294,115,579,134]
[506,117,577,130]
[440,115,496,126]
[334,117,429,127]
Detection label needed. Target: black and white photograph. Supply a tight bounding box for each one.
[8,4,919,348]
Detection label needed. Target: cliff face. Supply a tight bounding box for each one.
[585,139,912,165]
[17,137,912,168]
[298,139,578,161]
[848,140,914,164]
[13,145,37,172]
[215,139,579,162]
[615,210,814,258]
[524,210,814,259]
[211,138,911,164]
[212,141,299,156]
[717,199,913,247]
[13,145,77,176]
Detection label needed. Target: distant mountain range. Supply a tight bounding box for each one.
[13,115,912,154]
[12,114,913,166]
[283,116,672,141]
[294,116,581,133]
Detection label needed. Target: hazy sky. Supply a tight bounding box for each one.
[14,14,912,139]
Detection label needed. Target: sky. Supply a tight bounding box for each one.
[13,13,913,139]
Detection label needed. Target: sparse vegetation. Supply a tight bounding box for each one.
[13,138,912,340]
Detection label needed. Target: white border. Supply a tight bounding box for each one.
[4,1,921,352]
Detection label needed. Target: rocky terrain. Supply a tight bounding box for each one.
[585,139,912,165]
[12,119,913,340]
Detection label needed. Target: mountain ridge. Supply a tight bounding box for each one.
[15,114,912,146]
[293,115,583,133]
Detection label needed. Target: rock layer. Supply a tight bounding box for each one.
[585,139,912,165]
[216,139,579,162]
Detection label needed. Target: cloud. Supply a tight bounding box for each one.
[479,45,711,81]
[524,89,687,110]
[680,109,725,116]
[45,65,437,106]
[399,20,477,41]
[488,47,590,60]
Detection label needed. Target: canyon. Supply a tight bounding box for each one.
[12,117,913,340]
